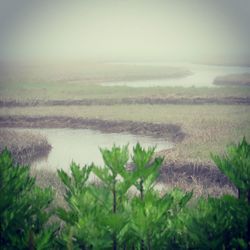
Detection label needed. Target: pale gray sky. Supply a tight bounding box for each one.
[0,0,249,63]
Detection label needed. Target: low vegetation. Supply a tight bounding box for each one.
[1,82,250,103]
[0,149,56,249]
[0,129,51,164]
[1,139,249,249]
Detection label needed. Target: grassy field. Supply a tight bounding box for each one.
[1,82,250,101]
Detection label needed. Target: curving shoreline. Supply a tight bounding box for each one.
[0,115,185,142]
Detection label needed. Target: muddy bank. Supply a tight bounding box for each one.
[0,116,185,142]
[0,129,51,165]
[1,96,250,107]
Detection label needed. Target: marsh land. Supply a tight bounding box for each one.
[1,62,250,197]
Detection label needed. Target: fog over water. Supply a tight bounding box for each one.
[102,63,250,87]
[0,0,249,65]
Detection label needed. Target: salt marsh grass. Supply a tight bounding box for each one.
[0,129,51,164]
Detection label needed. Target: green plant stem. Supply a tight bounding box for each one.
[28,229,34,250]
[248,189,250,249]
[123,242,126,250]
[113,182,117,213]
[140,179,144,200]
[147,235,152,250]
[113,234,117,250]
[139,179,145,250]
[238,188,241,200]
[140,240,145,250]
[112,180,117,250]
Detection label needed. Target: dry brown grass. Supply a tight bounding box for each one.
[0,129,51,165]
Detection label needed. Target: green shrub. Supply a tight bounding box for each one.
[128,144,192,249]
[186,195,249,250]
[178,137,250,250]
[211,137,250,202]
[3,137,248,249]
[209,137,250,249]
[57,146,132,249]
[57,162,110,249]
[57,144,192,249]
[0,148,56,250]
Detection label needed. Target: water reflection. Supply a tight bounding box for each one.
[27,128,172,172]
[101,63,250,88]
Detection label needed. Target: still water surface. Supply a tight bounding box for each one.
[101,63,250,88]
[18,128,173,172]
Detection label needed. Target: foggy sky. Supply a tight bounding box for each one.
[0,0,249,63]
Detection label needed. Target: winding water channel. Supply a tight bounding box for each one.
[101,63,250,87]
[13,128,173,172]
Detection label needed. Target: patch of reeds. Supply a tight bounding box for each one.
[0,129,51,165]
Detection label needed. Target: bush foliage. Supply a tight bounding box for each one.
[0,138,249,249]
[0,149,57,249]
